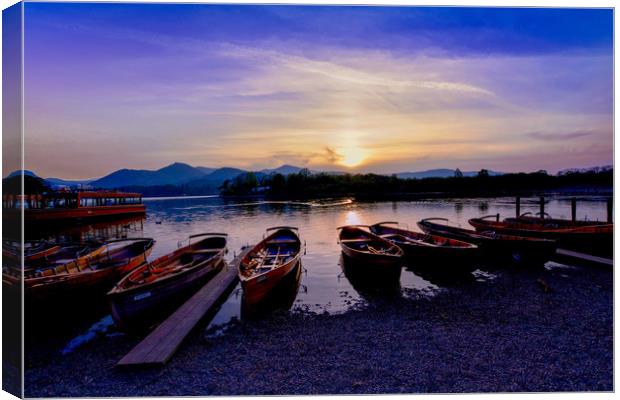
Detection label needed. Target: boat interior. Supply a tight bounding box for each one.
[120,236,225,288]
[241,230,300,278]
[339,227,399,255]
[26,239,153,278]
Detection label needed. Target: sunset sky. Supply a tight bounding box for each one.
[23,4,613,179]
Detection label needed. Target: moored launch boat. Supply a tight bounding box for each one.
[417,218,557,265]
[369,221,478,269]
[19,238,155,301]
[4,191,146,223]
[468,215,612,257]
[238,227,303,306]
[107,233,227,328]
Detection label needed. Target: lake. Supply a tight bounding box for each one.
[29,194,610,353]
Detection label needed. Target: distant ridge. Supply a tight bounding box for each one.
[11,163,576,191]
[90,162,212,188]
[260,164,303,175]
[395,168,504,179]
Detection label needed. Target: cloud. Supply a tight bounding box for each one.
[324,146,344,163]
[527,131,594,141]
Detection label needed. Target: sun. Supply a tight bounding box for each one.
[339,146,369,168]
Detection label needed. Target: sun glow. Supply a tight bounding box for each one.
[338,145,369,168]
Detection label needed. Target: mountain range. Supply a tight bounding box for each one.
[9,163,505,191]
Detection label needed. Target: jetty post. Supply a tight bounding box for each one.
[515,196,521,218]
[571,197,577,223]
[607,197,613,223]
[539,196,545,218]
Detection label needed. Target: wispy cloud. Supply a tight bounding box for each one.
[527,131,594,141]
[23,5,613,178]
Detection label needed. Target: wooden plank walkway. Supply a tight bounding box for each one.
[554,248,613,268]
[117,248,250,367]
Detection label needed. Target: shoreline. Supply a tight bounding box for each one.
[25,260,612,396]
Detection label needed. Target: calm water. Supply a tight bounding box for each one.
[33,195,609,353]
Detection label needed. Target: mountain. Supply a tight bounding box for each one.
[45,177,93,188]
[396,169,503,179]
[201,167,247,182]
[7,170,38,178]
[195,166,216,175]
[260,164,303,175]
[90,162,212,188]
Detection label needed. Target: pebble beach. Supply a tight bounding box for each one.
[25,258,612,397]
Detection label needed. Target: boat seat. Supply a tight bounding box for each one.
[266,239,298,244]
[340,239,370,243]
[190,249,220,254]
[264,253,294,258]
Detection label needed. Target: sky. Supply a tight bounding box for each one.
[22,4,613,179]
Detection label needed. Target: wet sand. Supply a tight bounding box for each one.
[25,260,612,396]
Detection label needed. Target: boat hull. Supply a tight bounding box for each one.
[238,227,303,307]
[241,257,299,306]
[108,257,224,329]
[369,223,478,270]
[5,204,147,223]
[417,220,557,266]
[340,254,402,291]
[22,239,154,303]
[469,218,612,257]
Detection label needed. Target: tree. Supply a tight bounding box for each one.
[454,168,463,178]
[477,169,489,178]
[269,173,286,194]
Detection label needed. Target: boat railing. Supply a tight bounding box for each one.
[420,217,449,222]
[265,226,299,231]
[185,233,228,245]
[336,225,370,230]
[419,217,462,228]
[373,221,399,226]
[479,214,501,221]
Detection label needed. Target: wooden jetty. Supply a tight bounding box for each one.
[117,247,250,367]
[554,248,613,269]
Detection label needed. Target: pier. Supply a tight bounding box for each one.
[117,248,250,366]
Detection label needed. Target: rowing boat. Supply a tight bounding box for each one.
[469,215,612,257]
[505,212,611,228]
[238,227,303,307]
[108,233,227,328]
[3,240,102,270]
[19,238,155,302]
[369,221,478,269]
[338,225,403,266]
[417,218,557,265]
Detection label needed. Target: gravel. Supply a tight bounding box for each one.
[25,261,612,396]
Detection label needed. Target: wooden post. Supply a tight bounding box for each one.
[539,196,545,218]
[607,197,613,223]
[571,197,577,223]
[515,196,521,218]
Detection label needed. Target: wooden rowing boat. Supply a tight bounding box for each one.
[337,225,403,286]
[238,227,303,307]
[2,240,101,269]
[19,238,155,302]
[417,218,557,265]
[506,212,611,228]
[240,260,303,319]
[469,215,612,257]
[107,233,227,329]
[369,221,478,269]
[3,240,60,265]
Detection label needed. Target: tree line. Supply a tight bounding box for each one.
[219,168,613,199]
